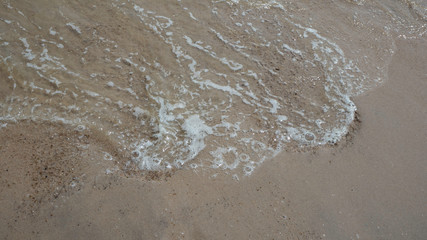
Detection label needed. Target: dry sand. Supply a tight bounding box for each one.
[1,37,426,239]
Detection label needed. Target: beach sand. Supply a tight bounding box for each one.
[1,37,426,239]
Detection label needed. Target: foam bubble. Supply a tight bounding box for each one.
[182,115,213,159]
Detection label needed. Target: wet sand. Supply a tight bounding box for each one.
[1,37,426,240]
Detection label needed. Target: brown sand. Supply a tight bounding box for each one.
[1,38,426,239]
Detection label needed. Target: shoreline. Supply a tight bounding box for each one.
[1,37,426,239]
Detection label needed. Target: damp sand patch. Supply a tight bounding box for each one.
[0,120,120,215]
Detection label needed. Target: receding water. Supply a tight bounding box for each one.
[0,0,425,176]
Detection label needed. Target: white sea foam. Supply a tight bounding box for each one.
[182,115,213,159]
[66,22,81,34]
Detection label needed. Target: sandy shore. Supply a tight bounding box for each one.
[1,37,426,239]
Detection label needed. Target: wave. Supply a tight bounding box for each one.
[0,0,425,176]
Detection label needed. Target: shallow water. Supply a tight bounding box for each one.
[0,0,425,176]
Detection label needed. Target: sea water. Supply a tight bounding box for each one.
[0,0,425,176]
